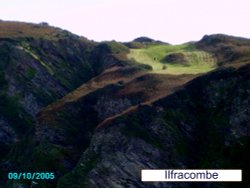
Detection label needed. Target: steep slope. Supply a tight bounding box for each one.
[4,65,195,187]
[58,64,250,188]
[1,30,250,188]
[0,22,94,164]
[0,21,137,174]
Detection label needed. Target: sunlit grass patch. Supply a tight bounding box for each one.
[127,44,217,75]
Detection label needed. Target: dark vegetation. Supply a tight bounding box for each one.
[124,36,168,49]
[196,34,250,66]
[162,52,188,65]
[66,64,248,188]
[0,21,249,188]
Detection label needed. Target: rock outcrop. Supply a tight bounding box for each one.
[58,64,250,188]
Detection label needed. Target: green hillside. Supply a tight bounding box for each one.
[127,43,217,74]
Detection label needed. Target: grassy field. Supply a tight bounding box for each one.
[127,44,217,74]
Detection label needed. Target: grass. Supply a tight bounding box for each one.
[0,21,60,40]
[104,41,129,54]
[17,45,54,75]
[127,44,217,74]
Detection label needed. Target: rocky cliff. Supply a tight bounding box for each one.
[0,22,249,188]
[0,21,138,180]
[57,64,250,188]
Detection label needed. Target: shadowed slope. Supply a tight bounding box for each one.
[58,64,250,188]
[1,31,250,188]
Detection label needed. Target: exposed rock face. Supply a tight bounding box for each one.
[0,32,97,173]
[0,21,135,179]
[0,23,130,120]
[0,116,16,144]
[0,22,249,188]
[58,65,250,188]
[3,70,195,188]
[94,96,132,120]
[0,37,94,116]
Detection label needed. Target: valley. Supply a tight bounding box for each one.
[0,21,249,188]
[127,43,217,74]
